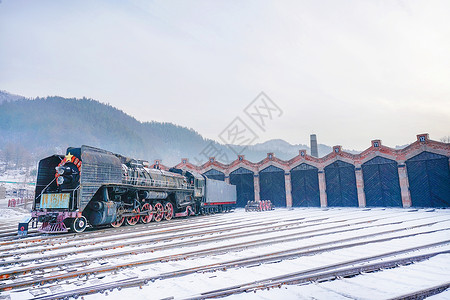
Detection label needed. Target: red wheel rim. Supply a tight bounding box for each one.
[140,203,153,224]
[111,217,124,228]
[153,202,164,222]
[126,207,140,226]
[164,202,174,221]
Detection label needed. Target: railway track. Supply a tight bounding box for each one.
[0,215,287,254]
[186,249,450,299]
[0,208,324,247]
[0,212,243,244]
[18,234,450,299]
[0,214,386,276]
[0,208,414,247]
[388,282,450,300]
[0,208,389,249]
[26,250,448,300]
[0,210,426,270]
[2,207,379,241]
[0,208,376,259]
[0,208,449,300]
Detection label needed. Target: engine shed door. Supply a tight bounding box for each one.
[362,156,402,207]
[259,165,286,208]
[229,167,254,207]
[406,151,450,207]
[324,160,358,207]
[290,163,320,207]
[203,169,225,181]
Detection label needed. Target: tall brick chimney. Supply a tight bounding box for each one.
[310,134,318,157]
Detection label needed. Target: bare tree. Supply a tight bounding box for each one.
[1,142,33,170]
[440,136,450,143]
[2,143,15,170]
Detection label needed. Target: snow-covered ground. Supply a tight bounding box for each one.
[1,208,448,300]
[222,254,450,300]
[0,207,29,223]
[0,165,35,185]
[82,208,450,300]
[0,165,36,217]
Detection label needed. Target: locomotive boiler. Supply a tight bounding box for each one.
[31,145,236,233]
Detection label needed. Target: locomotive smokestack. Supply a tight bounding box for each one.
[310,134,318,157]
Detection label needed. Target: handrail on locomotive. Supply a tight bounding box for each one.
[121,176,195,190]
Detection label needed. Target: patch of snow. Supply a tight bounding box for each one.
[2,208,449,300]
[0,207,29,223]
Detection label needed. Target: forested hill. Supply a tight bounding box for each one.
[0,90,25,103]
[0,93,344,166]
[0,96,216,165]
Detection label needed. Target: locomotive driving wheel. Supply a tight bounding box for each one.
[140,203,153,224]
[164,202,174,221]
[126,207,140,226]
[71,216,87,233]
[111,216,124,228]
[153,202,164,222]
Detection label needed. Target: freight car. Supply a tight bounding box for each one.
[31,145,236,233]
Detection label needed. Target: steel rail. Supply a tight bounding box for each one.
[1,212,444,270]
[189,243,450,299]
[0,214,444,282]
[0,207,324,246]
[0,215,319,261]
[0,208,263,244]
[0,208,392,246]
[157,227,450,279]
[0,208,391,246]
[30,244,450,300]
[387,282,450,300]
[1,222,448,291]
[0,214,280,255]
[0,216,337,272]
[0,209,426,261]
[0,214,396,270]
[0,212,243,246]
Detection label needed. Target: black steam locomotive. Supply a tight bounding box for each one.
[31,146,236,233]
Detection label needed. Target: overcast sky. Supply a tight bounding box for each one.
[1,0,449,151]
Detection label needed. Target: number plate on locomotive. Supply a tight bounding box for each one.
[41,193,70,209]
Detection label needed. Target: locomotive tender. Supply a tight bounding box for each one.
[31,145,236,233]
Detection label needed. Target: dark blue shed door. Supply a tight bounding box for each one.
[229,167,255,207]
[324,160,358,207]
[259,165,286,207]
[406,152,450,207]
[362,156,402,207]
[203,169,225,181]
[290,164,320,207]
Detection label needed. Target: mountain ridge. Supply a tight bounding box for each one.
[0,90,26,103]
[0,91,361,166]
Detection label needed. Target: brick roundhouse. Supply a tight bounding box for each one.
[152,134,450,209]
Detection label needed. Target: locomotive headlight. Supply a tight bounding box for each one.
[55,164,77,186]
[57,175,73,185]
[55,166,64,175]
[55,166,72,175]
[57,176,65,185]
